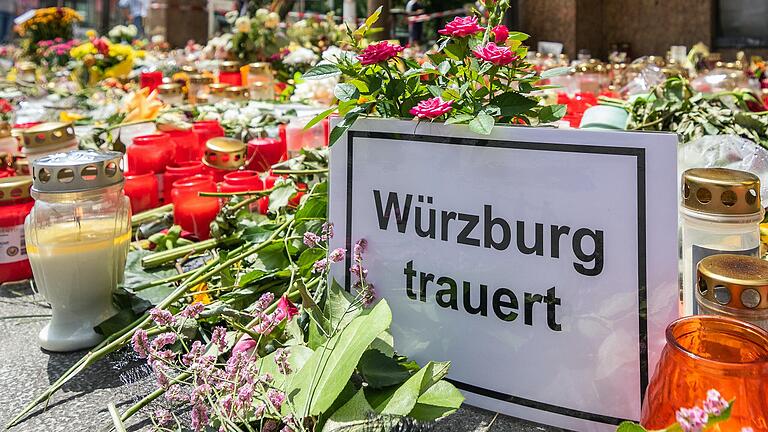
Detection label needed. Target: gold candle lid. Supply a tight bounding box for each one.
[181,65,197,74]
[248,62,272,74]
[220,61,241,73]
[209,83,230,94]
[14,158,30,175]
[21,122,76,149]
[189,74,213,85]
[0,122,11,138]
[224,86,249,100]
[203,137,247,170]
[0,176,32,202]
[698,254,768,310]
[682,168,761,216]
[158,83,183,95]
[16,61,36,73]
[195,93,210,104]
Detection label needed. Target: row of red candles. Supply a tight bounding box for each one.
[125,119,309,240]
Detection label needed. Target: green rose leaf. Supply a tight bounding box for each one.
[304,64,342,80]
[358,349,411,389]
[537,104,567,123]
[409,380,464,421]
[492,92,538,116]
[540,66,570,80]
[334,83,360,102]
[468,111,495,135]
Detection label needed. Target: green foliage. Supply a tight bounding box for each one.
[305,2,564,144]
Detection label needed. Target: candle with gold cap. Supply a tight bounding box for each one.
[25,150,131,352]
[201,136,248,182]
[20,122,78,163]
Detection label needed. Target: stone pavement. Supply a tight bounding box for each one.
[0,281,563,432]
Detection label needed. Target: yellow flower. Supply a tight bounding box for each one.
[60,111,84,122]
[86,29,97,39]
[191,282,212,305]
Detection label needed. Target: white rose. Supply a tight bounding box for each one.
[265,12,280,29]
[222,109,240,122]
[126,24,138,38]
[255,8,269,17]
[235,16,251,33]
[283,47,318,65]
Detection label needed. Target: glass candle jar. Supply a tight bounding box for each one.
[247,137,285,172]
[697,254,768,330]
[193,120,225,155]
[207,83,230,104]
[157,83,184,106]
[681,168,763,316]
[128,133,175,175]
[0,122,17,155]
[165,128,200,164]
[21,122,78,163]
[202,137,248,182]
[172,174,219,240]
[224,86,250,102]
[140,70,164,92]
[220,170,263,194]
[16,61,37,84]
[218,61,243,86]
[128,133,175,200]
[641,316,768,431]
[188,74,213,105]
[0,176,34,284]
[124,171,159,214]
[248,62,275,101]
[163,161,206,203]
[25,150,131,352]
[286,115,326,156]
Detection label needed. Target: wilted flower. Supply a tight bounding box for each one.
[328,248,346,263]
[151,332,177,351]
[211,326,228,351]
[322,222,334,240]
[303,232,322,248]
[676,406,708,432]
[152,408,173,426]
[702,389,729,416]
[267,388,286,410]
[181,301,205,318]
[131,329,149,358]
[150,308,175,326]
[313,258,328,273]
[191,403,209,432]
[274,348,291,375]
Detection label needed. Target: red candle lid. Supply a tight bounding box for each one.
[166,161,205,175]
[125,171,156,179]
[173,174,215,189]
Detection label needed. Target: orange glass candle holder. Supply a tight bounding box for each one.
[641,315,768,431]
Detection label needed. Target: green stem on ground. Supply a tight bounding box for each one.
[199,186,277,198]
[141,236,240,269]
[131,204,173,228]
[271,168,328,175]
[108,403,127,432]
[7,222,290,429]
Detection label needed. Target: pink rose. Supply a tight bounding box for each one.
[491,25,509,44]
[409,97,454,119]
[232,335,257,357]
[273,296,299,322]
[358,41,404,66]
[438,16,484,38]
[473,42,518,66]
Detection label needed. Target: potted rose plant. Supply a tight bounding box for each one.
[304,0,567,144]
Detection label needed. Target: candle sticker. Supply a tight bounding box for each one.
[0,225,27,264]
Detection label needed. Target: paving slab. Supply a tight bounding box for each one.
[0,281,561,432]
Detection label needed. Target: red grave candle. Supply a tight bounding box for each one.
[163,161,206,203]
[0,176,34,283]
[193,120,225,154]
[124,171,160,213]
[128,133,175,175]
[220,170,263,194]
[172,175,220,240]
[165,128,200,164]
[247,137,285,172]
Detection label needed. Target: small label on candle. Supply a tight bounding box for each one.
[0,224,27,264]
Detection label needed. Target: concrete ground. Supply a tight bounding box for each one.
[0,281,562,432]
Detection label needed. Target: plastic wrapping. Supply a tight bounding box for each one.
[678,135,768,199]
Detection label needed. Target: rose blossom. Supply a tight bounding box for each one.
[473,42,518,66]
[409,97,454,119]
[274,296,299,322]
[358,41,404,66]
[492,25,510,43]
[438,16,484,37]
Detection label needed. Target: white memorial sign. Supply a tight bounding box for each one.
[328,118,678,431]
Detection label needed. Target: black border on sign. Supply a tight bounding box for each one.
[344,130,647,427]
